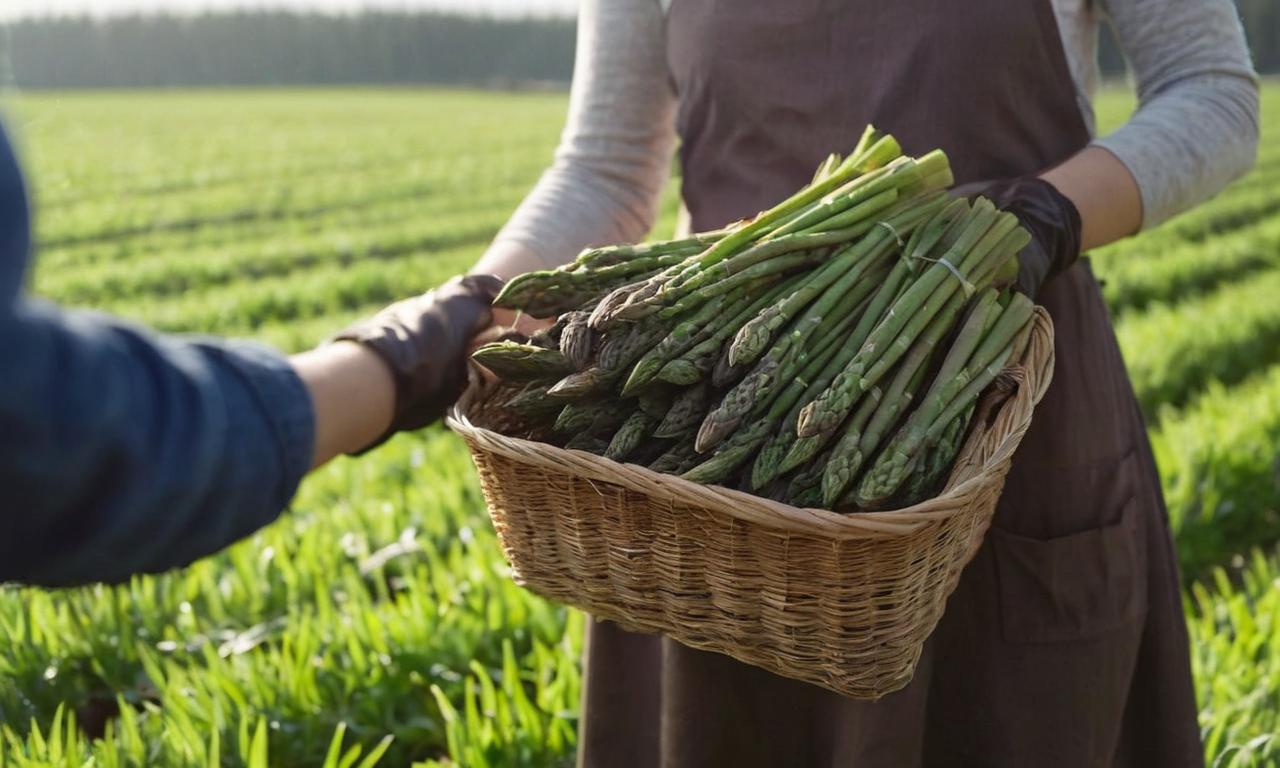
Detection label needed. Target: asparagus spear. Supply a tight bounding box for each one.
[649,438,701,475]
[796,201,1013,437]
[605,410,658,461]
[725,194,945,377]
[558,311,594,369]
[620,291,734,395]
[547,366,615,397]
[727,210,912,369]
[564,434,610,454]
[668,133,901,281]
[653,274,802,385]
[745,286,879,492]
[646,249,829,321]
[757,256,920,483]
[571,229,730,271]
[892,401,976,507]
[782,448,834,507]
[681,420,774,484]
[765,158,913,239]
[473,341,575,380]
[819,289,995,505]
[554,400,612,433]
[685,296,862,479]
[852,293,1035,505]
[696,260,880,451]
[654,381,711,438]
[501,380,568,420]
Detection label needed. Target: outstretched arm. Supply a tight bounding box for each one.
[0,122,493,587]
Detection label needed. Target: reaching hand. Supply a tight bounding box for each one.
[332,274,503,452]
[957,176,1082,298]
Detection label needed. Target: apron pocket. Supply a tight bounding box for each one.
[990,494,1147,645]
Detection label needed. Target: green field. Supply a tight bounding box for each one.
[1,87,1278,766]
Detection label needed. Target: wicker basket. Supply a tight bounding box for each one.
[447,308,1055,700]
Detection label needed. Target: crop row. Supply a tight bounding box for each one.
[35,145,434,213]
[37,198,522,305]
[97,241,480,336]
[20,89,566,209]
[35,154,546,250]
[1187,550,1280,766]
[1152,365,1280,576]
[34,178,525,274]
[1118,266,1280,416]
[1094,213,1280,315]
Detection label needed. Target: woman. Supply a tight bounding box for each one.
[473,0,1259,765]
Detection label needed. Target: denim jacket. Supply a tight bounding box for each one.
[0,123,315,587]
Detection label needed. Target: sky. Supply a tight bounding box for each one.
[0,0,578,21]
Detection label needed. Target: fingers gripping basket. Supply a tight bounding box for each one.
[448,309,1054,700]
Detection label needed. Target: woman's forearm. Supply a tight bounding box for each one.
[1041,145,1143,252]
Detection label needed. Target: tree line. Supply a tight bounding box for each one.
[0,12,576,89]
[0,7,1274,91]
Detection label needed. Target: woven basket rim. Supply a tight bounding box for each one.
[448,308,1055,539]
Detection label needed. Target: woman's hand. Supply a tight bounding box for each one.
[298,274,503,464]
[960,176,1083,297]
[960,146,1144,297]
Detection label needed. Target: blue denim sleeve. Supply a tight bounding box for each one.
[0,123,316,587]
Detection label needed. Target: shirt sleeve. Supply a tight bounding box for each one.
[488,0,678,269]
[1093,0,1260,229]
[0,125,316,588]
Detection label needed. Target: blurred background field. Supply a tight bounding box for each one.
[0,80,1278,766]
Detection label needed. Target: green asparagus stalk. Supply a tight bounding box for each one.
[783,448,834,507]
[571,229,730,271]
[682,420,774,484]
[554,400,612,433]
[852,293,1035,505]
[649,438,701,475]
[747,288,875,489]
[547,366,615,397]
[765,157,914,239]
[819,289,993,505]
[653,275,801,385]
[892,401,976,507]
[620,291,735,395]
[654,381,711,438]
[646,250,828,322]
[692,287,865,477]
[501,380,567,420]
[564,434,610,454]
[695,258,881,452]
[668,133,901,281]
[473,341,575,380]
[796,200,1011,437]
[606,410,658,461]
[758,253,922,482]
[728,220,904,368]
[558,310,594,369]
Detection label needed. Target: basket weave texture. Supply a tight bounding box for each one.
[448,309,1055,700]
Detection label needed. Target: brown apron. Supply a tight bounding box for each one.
[577,1,1203,766]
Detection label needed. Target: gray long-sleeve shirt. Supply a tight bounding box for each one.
[493,0,1260,269]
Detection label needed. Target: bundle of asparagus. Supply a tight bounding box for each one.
[470,126,1037,511]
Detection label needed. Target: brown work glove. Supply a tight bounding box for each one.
[956,176,1082,298]
[333,273,503,453]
